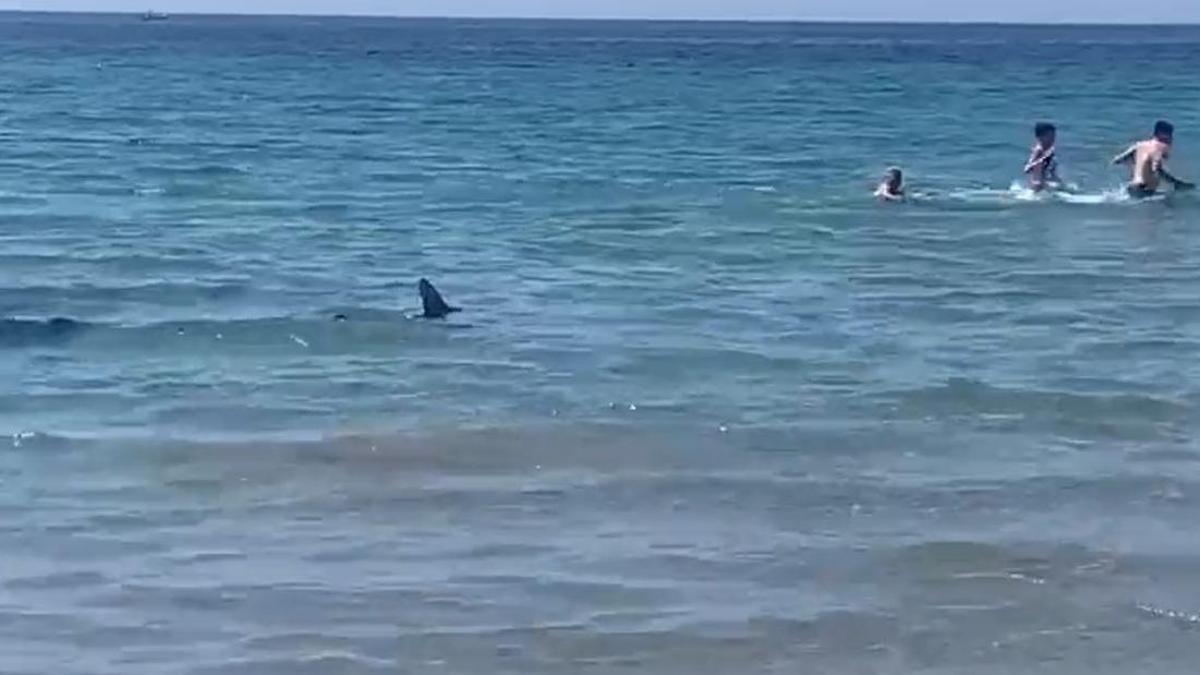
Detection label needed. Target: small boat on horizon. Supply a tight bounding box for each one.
[141,10,169,21]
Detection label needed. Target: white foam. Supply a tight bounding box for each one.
[1054,189,1133,205]
[941,182,1161,206]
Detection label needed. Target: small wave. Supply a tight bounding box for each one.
[877,378,1189,430]
[136,163,250,179]
[0,317,90,348]
[1137,603,1200,627]
[0,191,49,206]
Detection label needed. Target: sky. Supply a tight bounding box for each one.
[5,0,1200,23]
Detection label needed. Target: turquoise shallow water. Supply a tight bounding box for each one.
[3,13,1200,673]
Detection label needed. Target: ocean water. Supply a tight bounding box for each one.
[3,13,1200,673]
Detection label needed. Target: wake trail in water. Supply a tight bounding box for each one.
[936,182,1183,206]
[946,183,1123,205]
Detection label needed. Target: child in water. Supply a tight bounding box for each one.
[1024,122,1060,191]
[874,167,905,201]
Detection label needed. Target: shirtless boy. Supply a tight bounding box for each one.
[1112,120,1195,198]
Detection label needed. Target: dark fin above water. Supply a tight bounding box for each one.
[418,278,461,319]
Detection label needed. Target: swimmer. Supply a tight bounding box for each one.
[1024,122,1061,191]
[1112,120,1195,198]
[874,167,905,202]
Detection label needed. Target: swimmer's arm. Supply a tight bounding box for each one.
[1024,147,1054,173]
[874,185,903,202]
[1158,163,1195,190]
[1111,145,1137,165]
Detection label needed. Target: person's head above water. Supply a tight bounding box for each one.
[874,167,905,201]
[885,167,903,189]
[1155,120,1175,144]
[1034,122,1056,147]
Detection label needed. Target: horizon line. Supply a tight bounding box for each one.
[2,9,1198,26]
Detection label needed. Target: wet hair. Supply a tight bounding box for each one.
[886,167,903,181]
[1155,120,1174,138]
[1034,122,1056,138]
